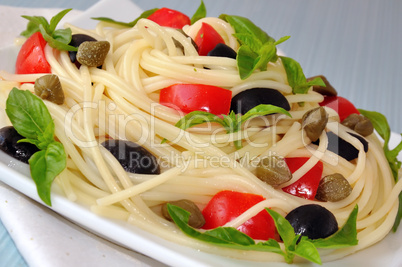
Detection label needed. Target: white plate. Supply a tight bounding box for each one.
[1,0,402,266]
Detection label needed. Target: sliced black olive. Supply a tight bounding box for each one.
[207,43,237,59]
[101,140,160,174]
[313,131,369,161]
[285,204,338,240]
[307,75,337,96]
[68,34,97,65]
[230,88,290,115]
[0,126,39,163]
[161,199,205,228]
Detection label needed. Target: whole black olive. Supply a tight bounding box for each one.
[102,140,160,174]
[230,88,291,115]
[68,34,97,66]
[0,126,39,163]
[207,43,237,59]
[285,204,338,240]
[314,131,368,161]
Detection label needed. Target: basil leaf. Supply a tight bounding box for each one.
[6,87,67,206]
[5,88,54,141]
[358,109,402,231]
[39,25,78,52]
[312,205,358,248]
[293,239,321,265]
[174,111,222,131]
[191,0,207,24]
[220,14,288,80]
[92,8,159,28]
[49,8,72,33]
[265,208,296,248]
[29,142,66,206]
[20,8,76,51]
[241,104,291,123]
[280,56,325,94]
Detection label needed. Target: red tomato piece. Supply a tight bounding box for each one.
[202,190,277,241]
[195,23,225,56]
[159,84,232,115]
[282,157,323,200]
[15,32,51,75]
[147,8,191,29]
[319,96,360,122]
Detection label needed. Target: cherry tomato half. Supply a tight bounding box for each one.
[15,32,51,75]
[202,190,277,241]
[195,22,225,56]
[147,8,191,29]
[319,96,360,122]
[282,157,323,200]
[159,83,232,115]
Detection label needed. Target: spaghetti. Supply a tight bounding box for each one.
[0,11,401,264]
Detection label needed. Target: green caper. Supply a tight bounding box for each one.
[342,114,374,136]
[34,74,64,105]
[302,107,328,142]
[315,173,352,202]
[256,156,292,186]
[76,40,110,67]
[307,75,337,96]
[161,199,205,228]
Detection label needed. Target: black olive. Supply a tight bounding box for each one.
[0,126,39,163]
[313,131,368,161]
[102,140,160,174]
[68,34,97,66]
[207,43,237,59]
[285,204,338,240]
[230,88,291,115]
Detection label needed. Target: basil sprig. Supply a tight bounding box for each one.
[358,109,402,231]
[170,104,291,149]
[280,56,326,94]
[5,88,66,206]
[93,0,206,27]
[20,8,77,51]
[167,204,358,264]
[219,14,290,80]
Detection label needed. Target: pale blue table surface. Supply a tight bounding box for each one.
[0,0,401,266]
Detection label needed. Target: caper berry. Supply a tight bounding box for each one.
[342,114,374,137]
[161,199,205,228]
[34,74,65,105]
[315,173,352,202]
[302,107,328,142]
[256,156,292,186]
[307,75,337,96]
[76,41,110,67]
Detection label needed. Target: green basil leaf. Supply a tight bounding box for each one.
[191,0,207,24]
[92,8,159,28]
[29,142,66,206]
[237,45,259,80]
[294,239,321,265]
[206,227,255,246]
[275,36,291,46]
[358,110,391,147]
[52,28,73,44]
[221,15,274,44]
[5,88,54,140]
[49,8,72,33]
[241,104,291,123]
[255,42,278,71]
[265,208,296,248]
[174,111,222,131]
[233,33,263,51]
[20,15,50,36]
[312,205,358,249]
[39,25,78,51]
